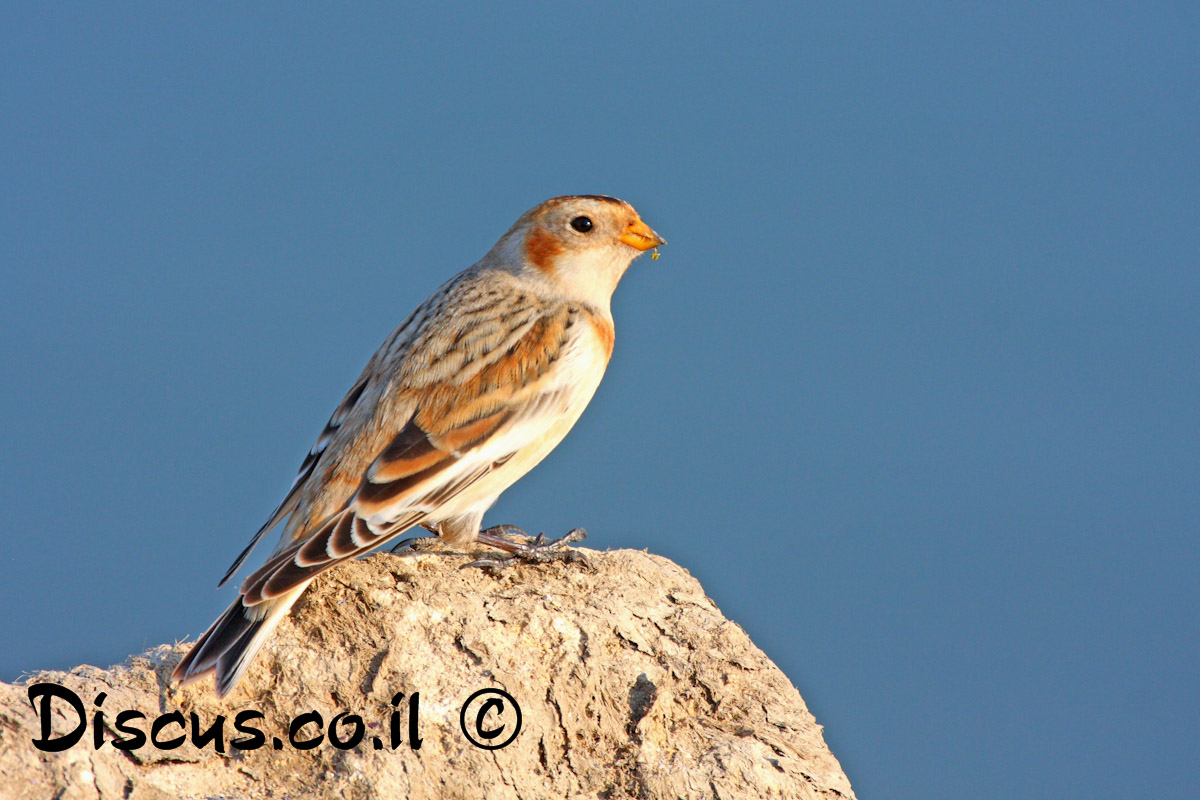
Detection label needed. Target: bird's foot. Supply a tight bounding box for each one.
[386,528,440,556]
[474,524,530,546]
[464,526,589,573]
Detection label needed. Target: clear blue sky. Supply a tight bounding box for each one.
[2,4,1196,798]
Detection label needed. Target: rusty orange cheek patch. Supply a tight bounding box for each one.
[524,228,563,274]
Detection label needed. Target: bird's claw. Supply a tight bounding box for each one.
[463,527,590,573]
[387,531,440,556]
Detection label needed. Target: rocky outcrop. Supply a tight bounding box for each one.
[0,547,855,799]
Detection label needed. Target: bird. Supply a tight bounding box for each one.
[171,195,665,697]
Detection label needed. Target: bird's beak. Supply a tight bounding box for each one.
[619,218,666,251]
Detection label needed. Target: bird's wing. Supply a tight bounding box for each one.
[216,272,480,587]
[234,292,590,605]
[217,371,375,587]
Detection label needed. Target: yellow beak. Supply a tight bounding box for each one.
[619,218,666,251]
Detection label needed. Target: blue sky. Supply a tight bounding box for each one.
[2,4,1197,798]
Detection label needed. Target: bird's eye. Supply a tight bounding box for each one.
[570,216,594,233]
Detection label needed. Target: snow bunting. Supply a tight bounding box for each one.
[172,195,664,697]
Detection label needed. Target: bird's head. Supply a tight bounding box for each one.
[491,195,665,309]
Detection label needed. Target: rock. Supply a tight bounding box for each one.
[0,548,856,799]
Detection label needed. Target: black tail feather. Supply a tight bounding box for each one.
[173,597,268,696]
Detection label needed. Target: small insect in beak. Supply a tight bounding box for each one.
[651,248,661,261]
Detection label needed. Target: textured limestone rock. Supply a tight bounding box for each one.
[0,548,855,799]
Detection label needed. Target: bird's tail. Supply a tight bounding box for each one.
[173,507,425,696]
[171,582,309,698]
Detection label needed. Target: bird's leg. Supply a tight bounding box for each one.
[387,524,442,555]
[465,527,589,572]
[474,524,530,547]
